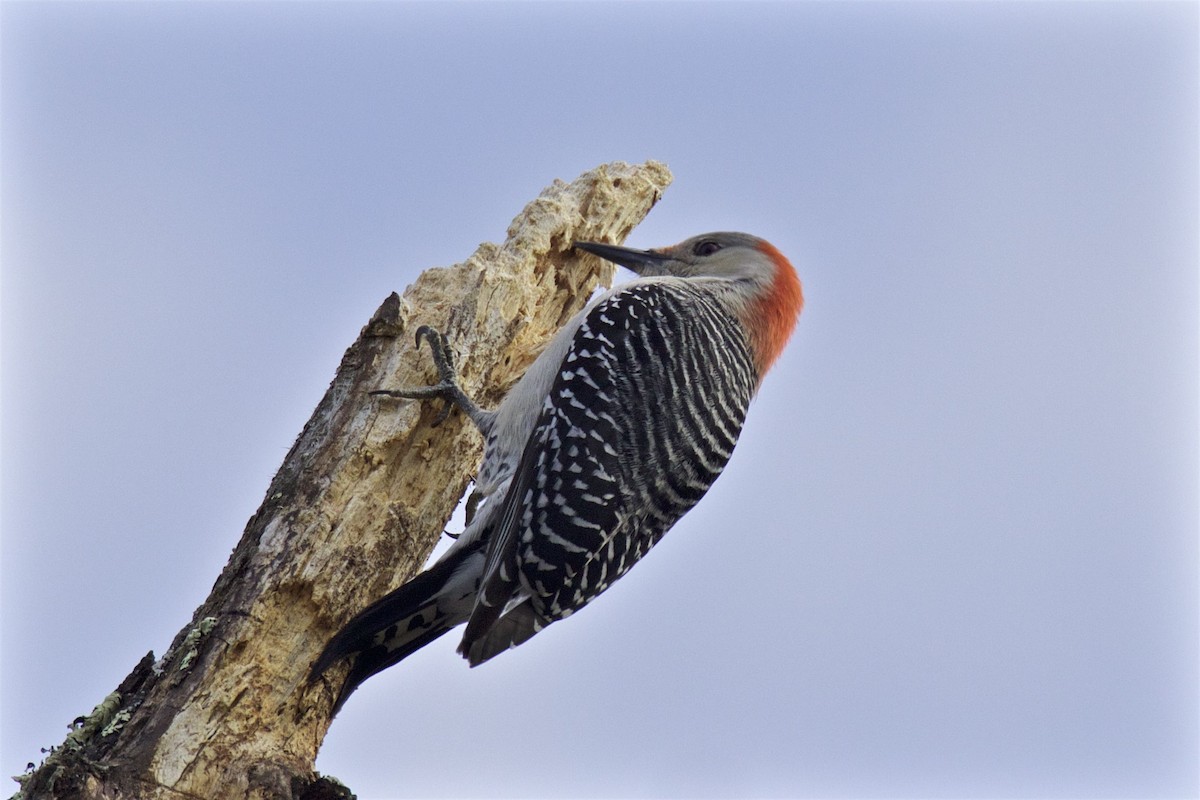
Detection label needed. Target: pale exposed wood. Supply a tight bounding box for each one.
[15,161,673,800]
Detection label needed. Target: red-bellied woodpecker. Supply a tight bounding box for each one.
[311,233,803,713]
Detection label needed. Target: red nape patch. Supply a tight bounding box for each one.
[750,240,804,378]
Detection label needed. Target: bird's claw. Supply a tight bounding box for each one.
[431,396,454,428]
[413,325,458,387]
[373,326,466,427]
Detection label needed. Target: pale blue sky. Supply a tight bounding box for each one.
[2,2,1197,798]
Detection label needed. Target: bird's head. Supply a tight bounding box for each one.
[575,232,803,380]
[575,232,779,285]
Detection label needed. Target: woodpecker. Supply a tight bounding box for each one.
[311,232,803,713]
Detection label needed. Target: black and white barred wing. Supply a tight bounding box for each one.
[460,283,758,665]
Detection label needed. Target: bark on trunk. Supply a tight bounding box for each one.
[14,160,673,800]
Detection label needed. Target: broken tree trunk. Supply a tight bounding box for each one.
[15,160,673,800]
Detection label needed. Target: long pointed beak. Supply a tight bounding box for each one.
[574,241,671,276]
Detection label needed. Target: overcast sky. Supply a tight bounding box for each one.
[2,2,1197,798]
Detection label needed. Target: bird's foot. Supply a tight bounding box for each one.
[372,326,488,429]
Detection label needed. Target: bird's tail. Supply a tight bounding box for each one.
[310,542,482,715]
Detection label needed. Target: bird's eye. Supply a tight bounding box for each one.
[693,240,721,257]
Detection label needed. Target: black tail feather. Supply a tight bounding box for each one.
[328,624,454,715]
[310,551,467,714]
